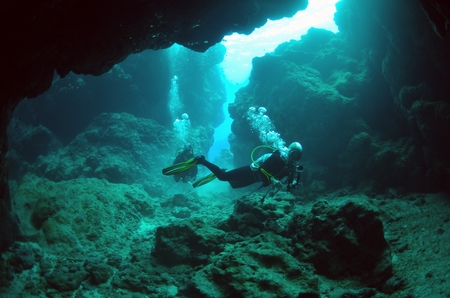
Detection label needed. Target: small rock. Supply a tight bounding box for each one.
[297,292,320,298]
[171,206,191,218]
[172,194,189,207]
[382,276,407,294]
[46,267,89,291]
[160,198,171,207]
[10,243,35,270]
[339,287,376,298]
[443,215,449,223]
[39,256,55,276]
[89,263,114,285]
[414,197,426,206]
[107,253,123,268]
[397,243,408,253]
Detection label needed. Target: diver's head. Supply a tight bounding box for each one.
[288,142,303,162]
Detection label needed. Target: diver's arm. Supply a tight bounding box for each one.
[269,177,282,188]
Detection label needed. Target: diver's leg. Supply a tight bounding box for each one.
[197,159,229,180]
[228,176,257,188]
[197,157,249,182]
[227,166,258,188]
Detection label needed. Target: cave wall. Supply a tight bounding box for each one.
[12,51,172,145]
[333,0,450,190]
[12,44,227,148]
[230,27,398,190]
[7,47,226,184]
[230,0,450,193]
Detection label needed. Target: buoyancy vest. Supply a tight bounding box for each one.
[260,150,290,179]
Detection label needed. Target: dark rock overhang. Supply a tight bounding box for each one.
[1,0,307,103]
[2,1,449,112]
[419,0,450,38]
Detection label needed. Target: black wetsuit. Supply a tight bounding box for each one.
[173,147,198,182]
[199,151,297,189]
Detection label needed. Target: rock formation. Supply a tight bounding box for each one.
[230,0,450,194]
[0,0,307,253]
[1,2,450,296]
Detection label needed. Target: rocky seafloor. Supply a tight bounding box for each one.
[1,112,449,297]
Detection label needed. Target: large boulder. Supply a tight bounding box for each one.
[21,112,211,196]
[219,191,295,237]
[152,219,226,267]
[288,198,392,287]
[192,232,320,297]
[11,175,154,256]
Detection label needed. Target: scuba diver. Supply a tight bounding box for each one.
[163,142,303,192]
[172,144,198,183]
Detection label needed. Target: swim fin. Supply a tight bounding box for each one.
[192,173,217,188]
[162,157,197,176]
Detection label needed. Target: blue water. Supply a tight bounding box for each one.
[208,80,245,160]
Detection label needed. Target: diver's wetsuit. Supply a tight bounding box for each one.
[198,151,296,189]
[199,160,258,188]
[173,147,198,182]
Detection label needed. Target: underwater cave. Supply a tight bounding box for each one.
[1,0,450,296]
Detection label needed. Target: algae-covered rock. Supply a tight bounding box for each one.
[192,232,319,297]
[229,14,449,192]
[8,242,36,271]
[152,219,226,267]
[6,119,62,181]
[44,258,89,291]
[288,197,392,287]
[171,193,190,208]
[171,206,191,218]
[12,175,154,256]
[86,262,114,285]
[221,192,295,237]
[13,113,209,200]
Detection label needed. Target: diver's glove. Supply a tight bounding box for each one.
[290,180,298,189]
[270,177,282,189]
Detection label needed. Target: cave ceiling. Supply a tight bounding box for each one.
[1,0,307,103]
